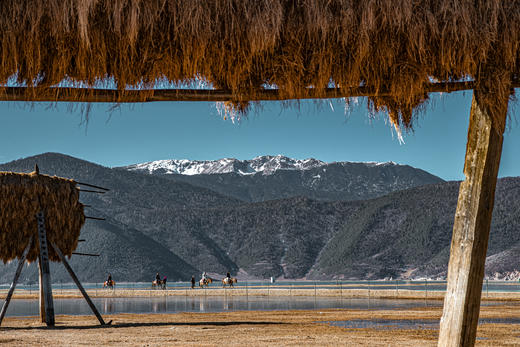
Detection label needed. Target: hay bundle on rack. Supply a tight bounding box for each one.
[0,171,85,263]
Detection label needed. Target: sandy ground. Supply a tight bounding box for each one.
[2,305,520,346]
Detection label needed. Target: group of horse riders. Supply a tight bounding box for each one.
[104,272,167,289]
[193,271,236,288]
[104,271,235,290]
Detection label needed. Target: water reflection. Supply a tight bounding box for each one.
[103,298,115,313]
[4,297,442,317]
[151,298,166,313]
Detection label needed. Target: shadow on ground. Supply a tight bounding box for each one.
[1,320,288,331]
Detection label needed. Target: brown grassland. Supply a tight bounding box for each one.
[2,288,520,346]
[2,305,520,346]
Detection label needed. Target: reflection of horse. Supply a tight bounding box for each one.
[103,298,115,312]
[222,277,237,288]
[199,277,212,288]
[152,280,166,289]
[103,280,115,289]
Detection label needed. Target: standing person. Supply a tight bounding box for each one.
[155,272,161,285]
[191,276,195,289]
[162,276,167,289]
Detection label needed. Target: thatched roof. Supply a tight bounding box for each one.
[0,171,84,263]
[1,1,519,129]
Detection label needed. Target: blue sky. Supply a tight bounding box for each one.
[0,90,518,181]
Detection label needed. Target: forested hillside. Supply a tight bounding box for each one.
[1,153,519,283]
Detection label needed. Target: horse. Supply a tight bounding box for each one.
[152,279,166,289]
[199,277,212,288]
[103,280,115,290]
[222,277,237,288]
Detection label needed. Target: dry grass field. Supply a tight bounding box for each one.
[2,303,520,346]
[2,287,520,346]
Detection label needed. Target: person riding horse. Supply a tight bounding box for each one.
[152,273,166,289]
[199,272,212,287]
[103,273,115,289]
[222,275,237,287]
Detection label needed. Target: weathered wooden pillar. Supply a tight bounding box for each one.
[36,211,55,327]
[38,257,45,323]
[438,90,509,346]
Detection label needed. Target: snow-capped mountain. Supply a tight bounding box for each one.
[124,155,394,176]
[121,155,442,203]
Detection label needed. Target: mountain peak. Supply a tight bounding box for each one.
[123,155,405,177]
[124,155,330,176]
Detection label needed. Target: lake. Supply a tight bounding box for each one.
[4,296,441,317]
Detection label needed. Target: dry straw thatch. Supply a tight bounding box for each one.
[0,0,519,129]
[0,171,85,263]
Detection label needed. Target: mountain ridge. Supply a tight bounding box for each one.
[123,154,444,203]
[123,155,399,177]
[1,153,519,283]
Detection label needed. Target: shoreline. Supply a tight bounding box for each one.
[3,287,520,301]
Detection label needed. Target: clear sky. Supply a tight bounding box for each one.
[0,90,518,181]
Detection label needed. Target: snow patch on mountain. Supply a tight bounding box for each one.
[124,155,397,176]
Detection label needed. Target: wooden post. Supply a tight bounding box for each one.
[36,212,55,327]
[38,257,45,323]
[49,241,107,325]
[0,238,32,326]
[438,90,509,346]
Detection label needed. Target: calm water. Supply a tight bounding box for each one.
[3,296,441,317]
[2,279,518,317]
[324,317,520,330]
